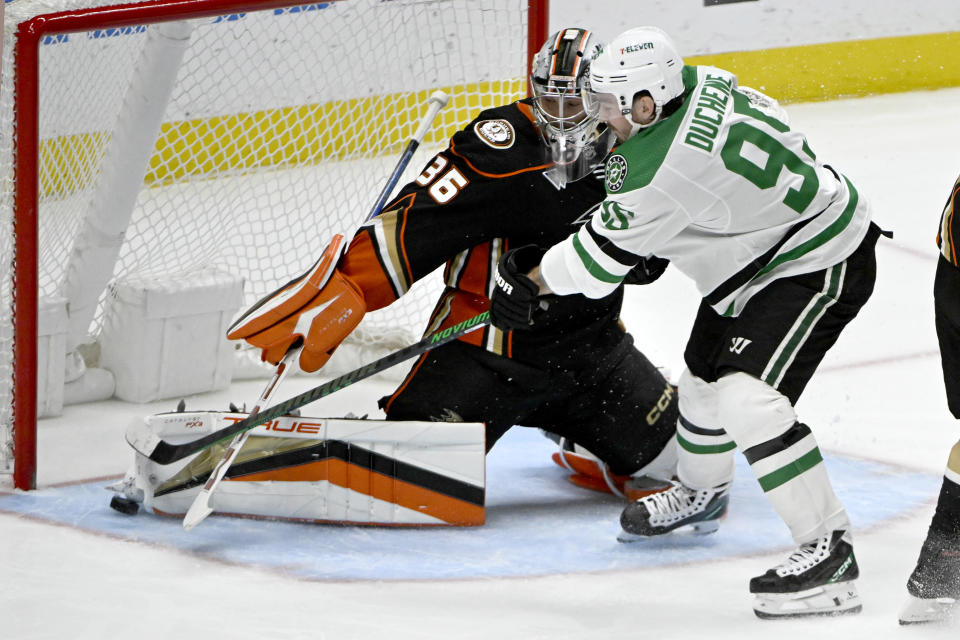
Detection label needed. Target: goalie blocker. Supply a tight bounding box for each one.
[112,410,485,526]
[226,234,366,373]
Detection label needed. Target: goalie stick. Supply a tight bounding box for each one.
[125,310,490,467]
[364,91,449,222]
[178,90,450,529]
[181,346,298,530]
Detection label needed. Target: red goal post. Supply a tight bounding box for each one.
[1,0,550,490]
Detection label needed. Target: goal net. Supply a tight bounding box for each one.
[0,0,546,489]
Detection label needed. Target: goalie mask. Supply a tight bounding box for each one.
[530,28,612,188]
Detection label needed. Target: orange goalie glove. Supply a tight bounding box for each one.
[227,234,366,373]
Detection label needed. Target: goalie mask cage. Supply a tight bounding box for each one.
[0,0,549,489]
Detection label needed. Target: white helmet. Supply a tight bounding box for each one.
[530,27,612,187]
[583,27,685,137]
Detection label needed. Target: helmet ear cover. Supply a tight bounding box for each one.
[630,89,685,125]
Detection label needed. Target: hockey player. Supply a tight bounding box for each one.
[490,26,883,618]
[899,173,960,625]
[226,28,679,497]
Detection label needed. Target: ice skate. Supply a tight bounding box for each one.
[617,480,729,541]
[898,530,960,624]
[750,530,861,619]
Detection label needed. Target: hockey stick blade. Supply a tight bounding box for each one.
[126,311,490,465]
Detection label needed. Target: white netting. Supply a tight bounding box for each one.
[0,0,531,479]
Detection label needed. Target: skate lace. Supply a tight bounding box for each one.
[643,484,692,515]
[776,538,827,575]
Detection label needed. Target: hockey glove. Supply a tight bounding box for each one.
[624,255,670,285]
[490,245,545,331]
[227,235,366,373]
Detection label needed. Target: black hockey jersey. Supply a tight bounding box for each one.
[937,174,960,266]
[340,100,627,372]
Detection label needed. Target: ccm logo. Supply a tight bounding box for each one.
[222,416,323,435]
[646,382,675,425]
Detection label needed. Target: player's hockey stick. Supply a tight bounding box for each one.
[125,311,490,467]
[179,91,450,529]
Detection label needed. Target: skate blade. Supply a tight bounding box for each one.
[616,518,720,543]
[898,594,959,625]
[753,582,861,619]
[617,530,647,543]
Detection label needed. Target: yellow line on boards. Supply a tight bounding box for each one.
[688,31,960,103]
[39,80,527,197]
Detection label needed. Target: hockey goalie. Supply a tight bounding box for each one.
[111,26,682,529]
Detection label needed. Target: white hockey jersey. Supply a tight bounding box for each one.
[540,65,872,317]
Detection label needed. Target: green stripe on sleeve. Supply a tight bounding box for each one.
[572,233,624,284]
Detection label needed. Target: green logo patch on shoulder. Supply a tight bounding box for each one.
[605,154,628,192]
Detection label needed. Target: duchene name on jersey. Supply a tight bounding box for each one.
[683,73,734,154]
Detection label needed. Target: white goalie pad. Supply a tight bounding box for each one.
[115,411,486,526]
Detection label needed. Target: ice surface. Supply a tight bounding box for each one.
[0,429,938,581]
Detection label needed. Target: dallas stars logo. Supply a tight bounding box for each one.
[605,154,628,192]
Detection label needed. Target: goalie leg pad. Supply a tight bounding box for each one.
[125,412,486,526]
[550,438,630,497]
[549,435,674,500]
